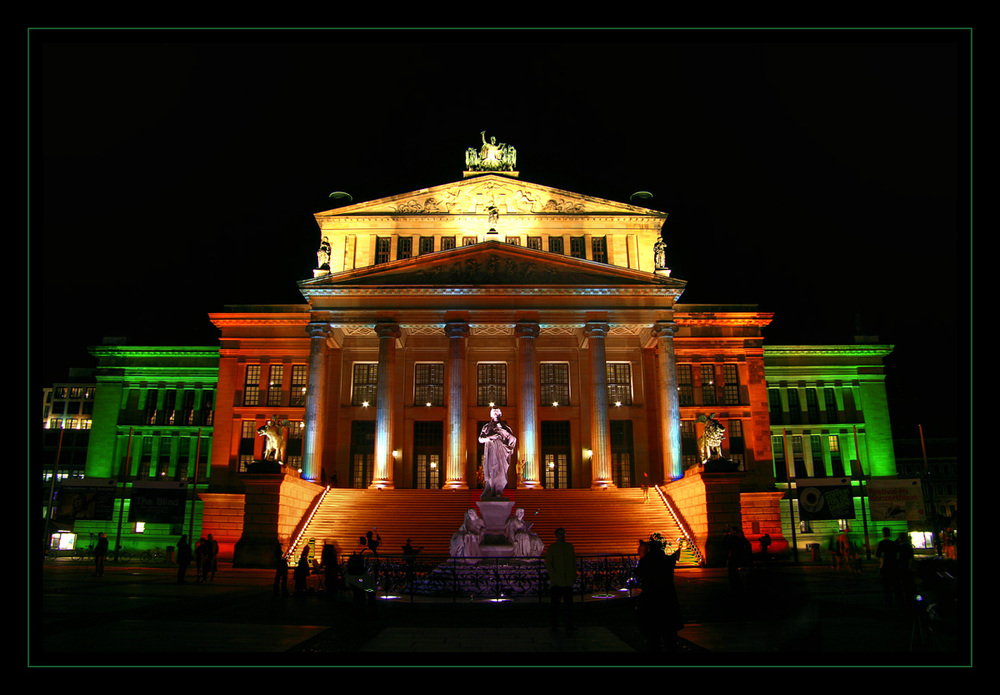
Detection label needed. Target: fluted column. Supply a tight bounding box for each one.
[371,322,400,489]
[584,321,615,489]
[516,321,542,488]
[653,320,682,481]
[444,321,469,489]
[302,322,329,482]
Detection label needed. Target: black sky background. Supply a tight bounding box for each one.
[31,29,969,441]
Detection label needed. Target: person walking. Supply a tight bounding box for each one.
[545,527,577,631]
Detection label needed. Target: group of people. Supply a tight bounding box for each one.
[174,533,218,584]
[875,527,915,610]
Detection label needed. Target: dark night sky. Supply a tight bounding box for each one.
[30,29,969,440]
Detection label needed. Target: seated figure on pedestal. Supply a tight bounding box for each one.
[505,508,544,557]
[450,509,486,558]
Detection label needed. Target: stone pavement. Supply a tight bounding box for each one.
[32,556,967,668]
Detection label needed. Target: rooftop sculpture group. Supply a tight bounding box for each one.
[466,131,517,172]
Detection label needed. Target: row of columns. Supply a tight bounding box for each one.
[300,319,682,488]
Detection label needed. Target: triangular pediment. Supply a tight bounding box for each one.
[299,241,685,291]
[314,174,665,219]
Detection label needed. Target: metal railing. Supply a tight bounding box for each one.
[325,552,642,602]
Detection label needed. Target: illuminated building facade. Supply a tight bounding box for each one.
[64,343,219,552]
[207,166,793,565]
[763,344,905,550]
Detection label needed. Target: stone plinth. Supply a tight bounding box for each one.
[475,499,516,557]
[233,466,324,568]
[664,466,744,567]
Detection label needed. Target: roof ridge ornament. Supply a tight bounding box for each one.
[464,131,518,178]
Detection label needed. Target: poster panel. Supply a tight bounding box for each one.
[128,481,189,524]
[797,478,856,520]
[55,478,117,522]
[867,478,925,522]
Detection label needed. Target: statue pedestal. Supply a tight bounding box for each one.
[475,499,515,557]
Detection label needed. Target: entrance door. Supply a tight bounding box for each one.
[541,421,571,489]
[413,421,443,489]
[610,420,635,487]
[350,421,375,488]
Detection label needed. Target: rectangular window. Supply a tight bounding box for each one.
[829,435,844,477]
[677,364,694,406]
[243,365,261,406]
[285,421,304,470]
[200,391,214,426]
[548,236,564,254]
[527,236,542,250]
[700,365,717,406]
[570,236,585,258]
[505,236,521,245]
[375,237,391,264]
[768,388,783,424]
[397,236,413,260]
[352,363,379,407]
[824,388,838,423]
[163,390,176,425]
[607,362,633,406]
[592,236,607,263]
[414,363,444,407]
[239,420,257,472]
[772,435,787,483]
[791,435,806,478]
[810,435,826,477]
[723,364,741,405]
[144,389,159,425]
[787,389,801,424]
[462,236,478,247]
[806,388,819,423]
[681,420,699,470]
[441,236,456,251]
[267,364,284,407]
[540,363,570,406]
[477,363,507,407]
[419,236,434,255]
[157,437,172,478]
[728,419,745,470]
[290,365,308,407]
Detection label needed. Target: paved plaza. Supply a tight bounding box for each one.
[32,556,967,668]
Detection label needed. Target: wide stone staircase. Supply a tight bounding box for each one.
[286,485,702,566]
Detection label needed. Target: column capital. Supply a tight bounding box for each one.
[445,321,470,339]
[375,322,401,340]
[651,320,678,339]
[515,321,540,339]
[306,322,331,339]
[583,321,610,338]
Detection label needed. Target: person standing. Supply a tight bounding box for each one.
[635,536,684,652]
[94,532,109,577]
[876,527,900,609]
[203,533,219,582]
[545,527,577,630]
[175,534,192,584]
